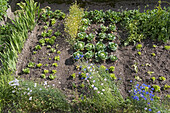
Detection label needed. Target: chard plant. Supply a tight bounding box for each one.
[74,41,85,51]
[107,33,116,41]
[109,55,118,62]
[22,68,30,74]
[85,43,94,51]
[96,41,106,51]
[108,42,118,51]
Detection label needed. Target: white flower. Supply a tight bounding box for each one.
[94,87,98,90]
[39,88,42,90]
[24,92,26,95]
[9,79,19,86]
[93,80,95,83]
[30,90,32,92]
[91,84,94,87]
[34,83,37,87]
[102,89,105,92]
[104,78,107,81]
[29,96,32,100]
[27,92,30,95]
[97,91,100,94]
[52,84,55,87]
[101,92,103,95]
[144,108,147,110]
[87,80,89,83]
[101,83,104,86]
[12,90,15,93]
[47,85,50,87]
[44,81,47,85]
[27,88,30,90]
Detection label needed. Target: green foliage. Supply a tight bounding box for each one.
[36,63,42,68]
[52,63,58,67]
[64,2,84,45]
[152,85,161,92]
[22,68,30,74]
[0,0,8,21]
[51,48,56,53]
[77,32,87,40]
[41,74,46,78]
[159,76,166,81]
[108,42,118,51]
[136,44,142,50]
[54,31,61,36]
[51,18,56,26]
[110,73,117,80]
[49,74,56,80]
[109,55,118,62]
[84,51,94,59]
[52,70,57,74]
[44,69,49,74]
[39,39,45,46]
[74,41,85,51]
[164,46,170,50]
[71,73,76,79]
[27,62,35,68]
[107,33,116,41]
[54,56,60,61]
[109,66,115,72]
[96,41,106,51]
[151,77,156,82]
[35,45,41,50]
[85,43,94,51]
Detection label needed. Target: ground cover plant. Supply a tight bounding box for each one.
[0,0,170,112]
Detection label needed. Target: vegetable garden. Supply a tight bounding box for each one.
[0,0,169,112]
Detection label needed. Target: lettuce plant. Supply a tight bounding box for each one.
[107,33,116,41]
[51,48,56,53]
[39,39,45,46]
[35,45,41,50]
[84,51,94,59]
[74,41,85,51]
[86,33,95,41]
[41,74,46,78]
[81,18,90,25]
[110,55,118,62]
[79,25,88,32]
[96,41,106,51]
[52,70,57,74]
[27,62,35,68]
[49,74,56,80]
[85,43,94,51]
[51,36,56,40]
[22,68,30,74]
[77,32,87,40]
[44,69,49,74]
[108,42,118,51]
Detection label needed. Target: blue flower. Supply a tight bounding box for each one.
[147,102,150,104]
[85,78,87,80]
[151,88,154,91]
[150,98,153,101]
[144,97,147,100]
[148,85,151,88]
[142,83,147,87]
[142,90,145,93]
[146,91,149,94]
[136,84,139,87]
[81,77,84,80]
[130,80,132,83]
[106,68,108,71]
[149,108,152,111]
[157,111,161,113]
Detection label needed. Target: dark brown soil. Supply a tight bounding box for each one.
[15,15,170,103]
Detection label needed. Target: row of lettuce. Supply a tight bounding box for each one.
[0,0,169,112]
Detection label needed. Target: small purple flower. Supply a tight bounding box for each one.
[151,88,154,91]
[106,68,108,71]
[146,91,149,94]
[148,85,151,88]
[157,111,161,113]
[150,98,153,101]
[81,77,84,80]
[149,108,152,111]
[136,84,139,87]
[147,102,150,104]
[130,80,132,83]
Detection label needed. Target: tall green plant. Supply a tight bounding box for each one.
[64,2,84,45]
[0,0,8,21]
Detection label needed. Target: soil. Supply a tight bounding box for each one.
[15,11,170,105]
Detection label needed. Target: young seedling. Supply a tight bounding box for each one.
[71,73,76,79]
[44,69,49,74]
[57,50,61,54]
[132,62,138,73]
[28,62,35,68]
[51,36,56,41]
[54,56,60,61]
[137,52,141,55]
[52,70,57,74]
[164,46,170,50]
[51,48,56,53]
[147,71,154,76]
[45,64,49,67]
[35,45,41,50]
[49,74,56,80]
[110,73,117,80]
[51,18,56,26]
[43,26,48,30]
[54,31,61,36]
[159,76,166,81]
[109,66,115,72]
[41,74,46,78]
[163,84,170,90]
[39,39,45,46]
[136,44,142,50]
[56,44,59,49]
[47,45,51,49]
[151,53,156,56]
[22,68,30,74]
[45,38,50,43]
[152,85,161,92]
[36,63,43,68]
[33,51,37,54]
[80,83,85,88]
[135,76,142,81]
[52,63,58,67]
[153,44,157,48]
[49,58,51,60]
[151,77,156,82]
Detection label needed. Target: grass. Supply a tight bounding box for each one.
[0,0,170,112]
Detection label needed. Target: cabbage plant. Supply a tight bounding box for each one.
[110,55,118,61]
[84,51,94,59]
[107,33,116,41]
[108,42,118,51]
[74,41,85,51]
[77,32,87,40]
[85,43,94,51]
[97,51,108,61]
[86,33,95,41]
[99,33,106,40]
[96,41,106,51]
